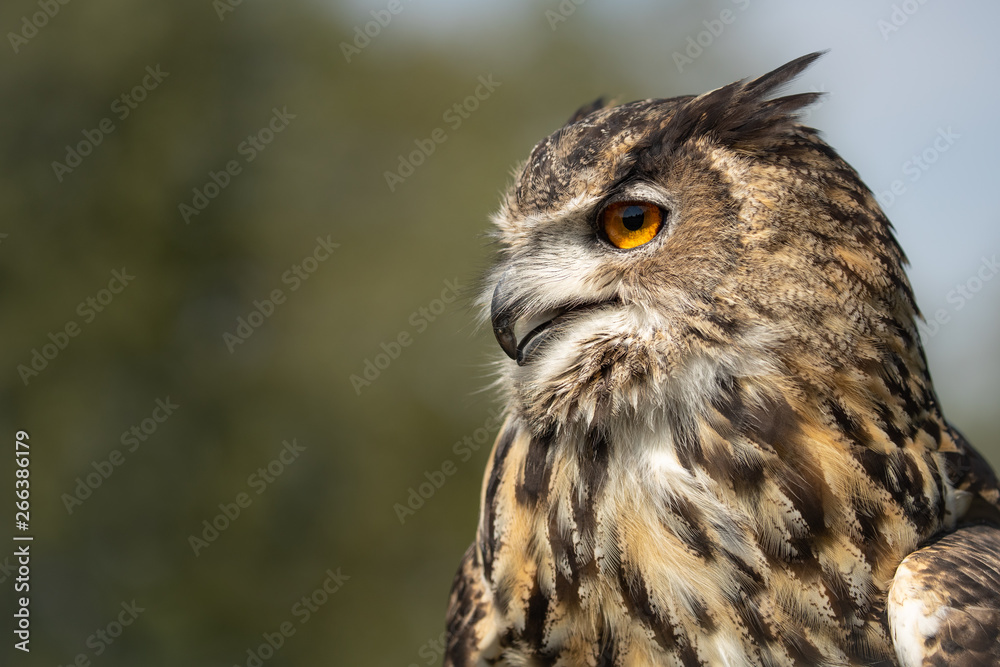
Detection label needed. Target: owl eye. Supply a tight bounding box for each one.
[600,201,663,249]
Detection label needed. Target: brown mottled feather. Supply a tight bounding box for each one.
[445,545,495,665]
[889,525,1000,666]
[445,53,1000,666]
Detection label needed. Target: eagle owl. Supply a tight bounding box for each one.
[444,53,1000,666]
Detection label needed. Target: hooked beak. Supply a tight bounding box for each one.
[490,271,578,366]
[490,272,519,362]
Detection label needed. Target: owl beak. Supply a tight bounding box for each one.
[491,273,569,365]
[490,274,520,361]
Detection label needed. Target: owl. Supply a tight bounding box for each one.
[443,53,1000,666]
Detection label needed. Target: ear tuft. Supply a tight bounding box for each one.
[566,97,609,124]
[660,51,828,151]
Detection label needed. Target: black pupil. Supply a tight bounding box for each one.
[621,206,646,231]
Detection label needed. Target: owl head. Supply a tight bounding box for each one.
[483,53,925,437]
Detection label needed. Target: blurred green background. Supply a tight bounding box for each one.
[2,0,998,664]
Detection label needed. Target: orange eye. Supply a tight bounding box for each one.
[600,202,663,249]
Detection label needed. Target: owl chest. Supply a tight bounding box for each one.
[488,435,900,665]
[490,441,757,657]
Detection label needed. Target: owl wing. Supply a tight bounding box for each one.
[888,524,1000,667]
[444,544,498,666]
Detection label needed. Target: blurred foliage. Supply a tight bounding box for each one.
[0,0,996,665]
